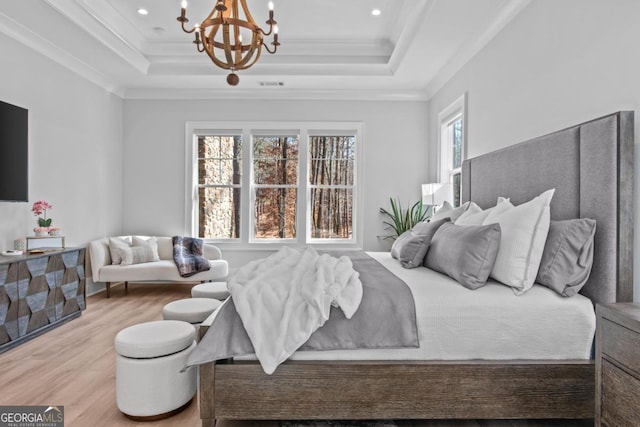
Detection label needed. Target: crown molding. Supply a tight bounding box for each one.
[144,37,394,59]
[425,0,532,99]
[42,0,149,74]
[388,0,436,74]
[0,9,123,97]
[122,87,430,102]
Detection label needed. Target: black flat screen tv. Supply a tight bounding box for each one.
[0,100,28,202]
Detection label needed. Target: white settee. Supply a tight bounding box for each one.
[89,236,228,298]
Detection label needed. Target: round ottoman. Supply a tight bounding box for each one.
[162,298,222,325]
[191,282,230,300]
[115,320,196,420]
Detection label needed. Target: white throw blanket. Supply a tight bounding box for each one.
[228,247,363,374]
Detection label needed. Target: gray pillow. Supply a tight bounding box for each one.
[429,201,471,223]
[390,218,450,269]
[536,218,596,297]
[424,222,502,290]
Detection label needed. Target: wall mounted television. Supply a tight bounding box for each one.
[0,100,28,202]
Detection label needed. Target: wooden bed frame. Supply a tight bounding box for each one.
[198,111,634,426]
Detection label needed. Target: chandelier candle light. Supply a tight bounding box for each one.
[177,0,280,86]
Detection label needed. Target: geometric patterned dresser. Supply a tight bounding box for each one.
[0,248,85,353]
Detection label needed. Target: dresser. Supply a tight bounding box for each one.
[596,303,640,427]
[0,247,86,353]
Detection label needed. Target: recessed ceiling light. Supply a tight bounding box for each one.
[371,9,381,16]
[138,8,149,16]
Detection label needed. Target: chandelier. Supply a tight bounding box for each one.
[177,0,280,86]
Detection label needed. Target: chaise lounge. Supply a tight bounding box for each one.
[89,236,228,297]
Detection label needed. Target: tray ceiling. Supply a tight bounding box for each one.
[0,0,531,99]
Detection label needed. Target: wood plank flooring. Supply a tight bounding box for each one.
[0,283,594,427]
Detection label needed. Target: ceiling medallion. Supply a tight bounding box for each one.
[177,0,280,86]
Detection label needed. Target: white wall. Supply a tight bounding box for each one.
[428,0,640,301]
[122,99,428,268]
[0,33,124,293]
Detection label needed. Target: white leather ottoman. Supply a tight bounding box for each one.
[162,298,222,325]
[115,320,196,420]
[191,282,230,300]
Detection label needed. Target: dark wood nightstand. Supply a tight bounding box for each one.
[596,303,640,427]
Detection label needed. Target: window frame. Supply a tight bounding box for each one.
[438,94,467,207]
[306,130,358,245]
[249,130,301,244]
[185,121,364,250]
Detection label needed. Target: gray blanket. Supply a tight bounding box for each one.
[186,251,418,368]
[172,236,211,278]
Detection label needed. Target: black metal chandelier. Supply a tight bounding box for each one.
[177,0,280,86]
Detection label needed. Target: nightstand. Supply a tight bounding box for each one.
[596,303,640,427]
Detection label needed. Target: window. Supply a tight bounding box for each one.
[252,134,299,240]
[308,135,355,241]
[439,94,466,207]
[196,134,242,239]
[185,122,363,247]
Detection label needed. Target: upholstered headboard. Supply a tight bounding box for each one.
[461,111,634,305]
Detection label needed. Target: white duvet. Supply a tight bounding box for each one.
[228,247,363,374]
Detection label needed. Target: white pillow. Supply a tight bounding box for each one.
[455,197,511,226]
[453,202,482,223]
[108,237,131,265]
[132,236,160,262]
[483,189,555,295]
[430,201,471,223]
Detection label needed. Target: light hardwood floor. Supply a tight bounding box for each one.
[0,283,594,427]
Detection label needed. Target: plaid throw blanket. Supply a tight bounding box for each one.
[172,236,211,278]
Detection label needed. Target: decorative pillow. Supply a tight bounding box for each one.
[391,218,449,269]
[424,222,502,290]
[120,245,158,266]
[132,236,160,262]
[108,237,131,265]
[455,197,511,226]
[536,218,596,297]
[454,201,482,221]
[483,189,555,295]
[430,201,471,223]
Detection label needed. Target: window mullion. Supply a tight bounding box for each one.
[242,128,252,244]
[299,128,309,244]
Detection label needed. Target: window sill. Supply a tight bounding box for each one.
[205,241,363,252]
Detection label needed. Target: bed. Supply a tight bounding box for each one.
[196,111,634,426]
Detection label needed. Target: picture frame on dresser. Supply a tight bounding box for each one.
[26,235,66,252]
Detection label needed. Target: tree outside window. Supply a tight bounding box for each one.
[252,136,299,240]
[188,122,362,247]
[197,135,241,239]
[309,136,355,240]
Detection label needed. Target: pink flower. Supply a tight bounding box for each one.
[32,200,53,217]
[32,200,53,227]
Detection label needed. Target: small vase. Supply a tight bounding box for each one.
[34,227,50,236]
[14,238,26,251]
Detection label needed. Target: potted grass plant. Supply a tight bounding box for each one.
[379,197,431,240]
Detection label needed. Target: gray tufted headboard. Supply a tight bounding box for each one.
[461,111,634,305]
